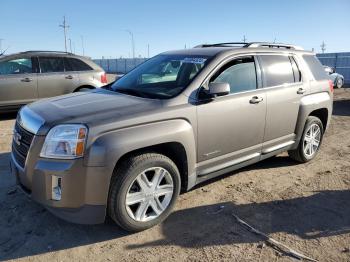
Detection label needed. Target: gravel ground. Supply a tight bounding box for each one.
[0,88,349,262]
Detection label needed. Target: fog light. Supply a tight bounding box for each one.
[52,176,62,201]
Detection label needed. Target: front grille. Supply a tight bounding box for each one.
[12,122,34,168]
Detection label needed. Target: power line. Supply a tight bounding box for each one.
[125,30,135,59]
[321,41,326,53]
[69,38,72,53]
[81,35,85,56]
[59,16,70,52]
[0,39,4,54]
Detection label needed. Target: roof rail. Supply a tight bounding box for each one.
[194,42,248,48]
[246,42,304,50]
[194,42,304,50]
[20,50,74,55]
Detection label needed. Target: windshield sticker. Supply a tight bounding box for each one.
[182,57,207,64]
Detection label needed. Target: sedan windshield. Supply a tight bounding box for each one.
[111,54,210,99]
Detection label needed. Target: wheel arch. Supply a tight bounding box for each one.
[112,142,189,192]
[73,85,96,92]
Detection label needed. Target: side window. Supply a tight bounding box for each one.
[302,55,328,80]
[210,56,257,94]
[39,57,64,73]
[259,55,294,87]
[0,58,33,75]
[66,58,93,71]
[290,56,301,82]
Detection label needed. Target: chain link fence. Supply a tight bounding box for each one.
[93,58,148,74]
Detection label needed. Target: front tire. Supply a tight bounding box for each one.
[108,153,181,232]
[288,116,324,163]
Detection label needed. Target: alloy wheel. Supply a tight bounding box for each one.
[303,123,321,157]
[125,167,174,222]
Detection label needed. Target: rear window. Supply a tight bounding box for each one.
[259,55,295,87]
[39,57,64,73]
[65,58,93,71]
[303,55,328,80]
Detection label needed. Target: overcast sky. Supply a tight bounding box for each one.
[1,0,349,58]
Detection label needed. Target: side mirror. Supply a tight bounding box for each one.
[208,82,230,97]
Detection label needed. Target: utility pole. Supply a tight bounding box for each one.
[0,39,3,54]
[242,35,247,43]
[69,38,72,53]
[59,16,69,52]
[81,35,85,56]
[147,44,150,58]
[321,41,326,53]
[125,30,135,59]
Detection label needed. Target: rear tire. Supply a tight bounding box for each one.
[336,78,343,88]
[288,116,324,163]
[108,153,181,232]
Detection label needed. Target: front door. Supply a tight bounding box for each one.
[0,57,38,108]
[196,56,266,172]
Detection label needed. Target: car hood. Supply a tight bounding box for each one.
[25,89,163,135]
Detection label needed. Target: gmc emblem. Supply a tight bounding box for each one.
[13,130,21,146]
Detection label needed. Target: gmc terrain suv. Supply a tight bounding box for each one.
[11,42,333,232]
[0,51,107,112]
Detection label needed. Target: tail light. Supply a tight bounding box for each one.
[100,72,107,84]
[328,80,334,93]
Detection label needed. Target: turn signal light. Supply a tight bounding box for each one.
[101,73,108,84]
[328,80,334,93]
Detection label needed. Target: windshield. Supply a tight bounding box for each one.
[111,54,210,99]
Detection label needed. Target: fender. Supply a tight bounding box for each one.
[83,119,197,200]
[293,92,332,146]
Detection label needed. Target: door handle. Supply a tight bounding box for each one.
[21,77,32,82]
[249,96,264,104]
[65,75,73,80]
[297,88,306,94]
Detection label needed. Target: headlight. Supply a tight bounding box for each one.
[40,124,88,159]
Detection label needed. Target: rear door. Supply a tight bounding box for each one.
[258,54,306,151]
[0,56,38,108]
[37,56,78,98]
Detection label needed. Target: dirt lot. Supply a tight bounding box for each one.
[0,88,349,262]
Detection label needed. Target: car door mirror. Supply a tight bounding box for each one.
[208,82,230,97]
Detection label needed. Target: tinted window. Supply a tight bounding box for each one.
[65,58,93,71]
[39,57,64,73]
[259,55,294,87]
[0,58,33,75]
[210,57,257,94]
[303,55,328,80]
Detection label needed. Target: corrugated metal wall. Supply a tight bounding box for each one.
[95,54,350,85]
[93,58,147,74]
[317,52,350,84]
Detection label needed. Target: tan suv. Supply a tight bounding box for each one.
[10,42,333,232]
[0,51,107,112]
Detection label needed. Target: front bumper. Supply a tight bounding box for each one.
[10,151,108,224]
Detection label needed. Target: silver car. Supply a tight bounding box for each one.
[0,51,107,112]
[324,66,344,88]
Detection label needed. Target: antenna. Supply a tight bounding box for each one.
[320,41,326,53]
[59,16,70,52]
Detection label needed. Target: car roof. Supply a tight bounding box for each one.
[161,42,314,57]
[0,51,89,60]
